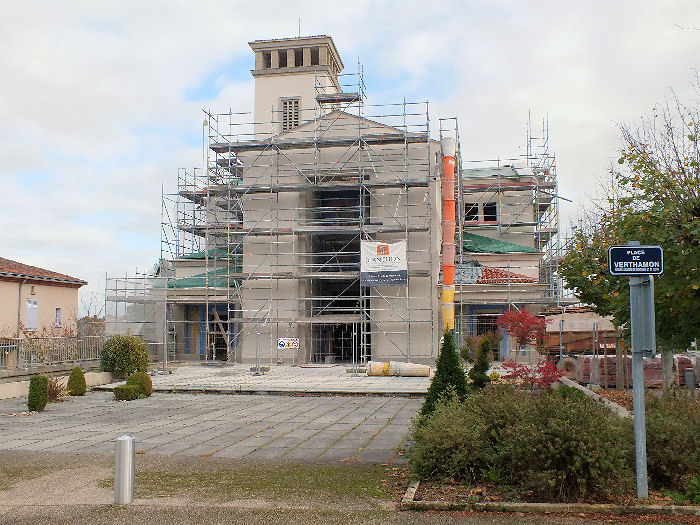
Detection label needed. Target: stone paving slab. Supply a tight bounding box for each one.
[97,364,430,396]
[0,391,421,464]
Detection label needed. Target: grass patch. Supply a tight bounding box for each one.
[101,463,392,503]
[0,464,57,491]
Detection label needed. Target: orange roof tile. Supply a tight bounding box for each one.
[477,266,537,284]
[0,257,86,286]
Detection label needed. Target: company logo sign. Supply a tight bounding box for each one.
[361,240,408,286]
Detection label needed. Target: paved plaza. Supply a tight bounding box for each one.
[100,364,432,396]
[0,390,421,463]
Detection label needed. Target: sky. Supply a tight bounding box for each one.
[1,1,699,315]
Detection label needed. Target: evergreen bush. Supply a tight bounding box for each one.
[67,366,87,396]
[114,384,140,401]
[409,385,632,502]
[27,375,49,412]
[645,391,700,490]
[420,330,466,418]
[101,335,149,379]
[459,334,477,363]
[468,337,492,388]
[126,371,152,397]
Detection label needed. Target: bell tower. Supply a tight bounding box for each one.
[249,35,344,137]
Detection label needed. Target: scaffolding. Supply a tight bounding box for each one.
[436,115,562,352]
[150,68,437,365]
[454,115,561,299]
[105,59,562,367]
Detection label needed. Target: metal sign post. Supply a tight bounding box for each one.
[608,241,663,499]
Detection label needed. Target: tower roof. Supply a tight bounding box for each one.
[249,35,343,71]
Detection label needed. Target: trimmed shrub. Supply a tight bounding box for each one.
[114,384,140,401]
[459,335,477,363]
[47,376,65,402]
[126,371,152,397]
[28,375,49,412]
[101,335,149,379]
[67,366,87,396]
[467,337,492,388]
[408,385,632,502]
[420,330,466,418]
[645,391,700,490]
[460,331,501,363]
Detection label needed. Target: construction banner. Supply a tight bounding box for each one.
[360,240,408,286]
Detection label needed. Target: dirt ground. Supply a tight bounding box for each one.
[1,451,698,525]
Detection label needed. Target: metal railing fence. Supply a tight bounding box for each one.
[0,336,106,369]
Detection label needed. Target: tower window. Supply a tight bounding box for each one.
[464,202,478,221]
[483,202,498,222]
[310,47,319,66]
[278,50,288,68]
[281,98,300,131]
[262,51,271,69]
[294,48,303,67]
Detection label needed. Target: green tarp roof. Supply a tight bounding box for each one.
[461,232,538,254]
[167,267,242,289]
[178,248,229,260]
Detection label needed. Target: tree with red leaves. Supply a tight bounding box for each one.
[495,309,549,351]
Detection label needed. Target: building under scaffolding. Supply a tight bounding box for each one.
[106,35,564,365]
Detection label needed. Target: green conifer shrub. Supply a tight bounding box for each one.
[114,384,140,401]
[101,335,149,379]
[420,329,466,418]
[645,391,700,490]
[409,385,632,502]
[126,371,152,397]
[67,366,87,396]
[27,375,49,412]
[468,337,492,389]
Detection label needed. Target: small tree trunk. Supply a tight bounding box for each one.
[661,348,675,395]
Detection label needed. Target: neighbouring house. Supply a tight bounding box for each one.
[106,34,565,365]
[0,257,86,338]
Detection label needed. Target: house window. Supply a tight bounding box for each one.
[262,51,271,69]
[55,307,62,328]
[464,202,479,221]
[278,49,288,68]
[281,98,300,131]
[25,299,38,331]
[483,202,498,222]
[310,47,319,66]
[294,48,303,67]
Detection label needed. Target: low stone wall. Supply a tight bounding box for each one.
[0,371,113,400]
[0,360,101,381]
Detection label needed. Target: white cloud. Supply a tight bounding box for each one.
[1,1,698,311]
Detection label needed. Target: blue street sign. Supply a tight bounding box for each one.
[608,245,663,276]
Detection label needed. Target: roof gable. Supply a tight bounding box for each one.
[279,109,407,141]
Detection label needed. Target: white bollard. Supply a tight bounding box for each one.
[114,435,135,504]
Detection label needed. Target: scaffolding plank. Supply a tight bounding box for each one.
[179,179,429,200]
[316,92,361,104]
[178,224,429,237]
[210,133,428,153]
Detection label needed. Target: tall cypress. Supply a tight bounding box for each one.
[420,329,467,417]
